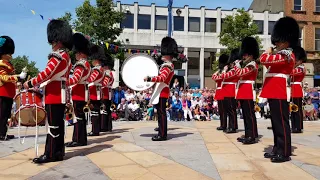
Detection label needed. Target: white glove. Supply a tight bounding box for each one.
[19,72,27,79]
[235,62,241,68]
[88,82,95,87]
[222,65,228,73]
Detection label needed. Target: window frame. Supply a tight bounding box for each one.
[137,14,151,30]
[120,13,134,29]
[293,0,302,11]
[316,0,320,12]
[315,28,320,51]
[205,18,217,33]
[155,15,168,30]
[253,20,264,35]
[173,16,184,31]
[188,17,201,32]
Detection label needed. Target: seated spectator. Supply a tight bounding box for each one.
[201,103,210,121]
[125,89,135,102]
[125,98,142,121]
[117,98,127,119]
[193,104,203,121]
[145,104,155,121]
[171,95,183,121]
[113,86,125,106]
[166,98,172,121]
[303,98,317,121]
[172,78,180,92]
[192,96,203,109]
[182,96,193,120]
[192,89,202,99]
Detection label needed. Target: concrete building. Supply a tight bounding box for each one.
[115,1,283,89]
[250,0,320,87]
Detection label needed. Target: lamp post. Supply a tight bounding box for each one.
[168,0,173,37]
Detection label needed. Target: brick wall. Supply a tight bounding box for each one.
[284,0,320,53]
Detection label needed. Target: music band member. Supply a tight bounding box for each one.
[234,37,259,144]
[65,33,92,147]
[87,45,106,136]
[144,36,176,141]
[259,16,299,163]
[101,53,114,132]
[0,36,27,141]
[290,46,306,133]
[23,20,73,163]
[212,54,229,131]
[219,49,240,133]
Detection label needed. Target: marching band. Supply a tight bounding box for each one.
[0,15,307,164]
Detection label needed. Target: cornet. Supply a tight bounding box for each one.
[83,100,92,113]
[289,103,299,112]
[100,103,106,111]
[111,104,116,111]
[254,104,261,112]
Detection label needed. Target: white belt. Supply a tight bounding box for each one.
[290,82,302,85]
[216,87,222,90]
[265,73,289,78]
[239,80,255,84]
[78,81,88,85]
[222,82,237,85]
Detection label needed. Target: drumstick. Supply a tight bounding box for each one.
[27,75,31,81]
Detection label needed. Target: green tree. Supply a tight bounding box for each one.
[57,12,72,24]
[11,56,40,77]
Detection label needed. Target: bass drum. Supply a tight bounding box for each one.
[121,54,159,91]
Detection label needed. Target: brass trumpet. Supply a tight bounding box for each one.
[83,100,92,113]
[100,103,106,111]
[254,104,261,112]
[290,103,299,112]
[111,104,116,111]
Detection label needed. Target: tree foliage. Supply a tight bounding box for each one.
[11,56,40,77]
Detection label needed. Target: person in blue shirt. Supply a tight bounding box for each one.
[171,96,183,121]
[192,89,202,99]
[113,86,125,106]
[308,88,319,113]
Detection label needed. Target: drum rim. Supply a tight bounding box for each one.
[14,105,47,126]
[121,54,159,91]
[14,89,43,100]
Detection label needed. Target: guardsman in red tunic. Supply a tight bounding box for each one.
[101,53,114,132]
[290,46,306,134]
[212,54,229,131]
[0,36,27,141]
[87,45,106,136]
[234,37,259,144]
[259,17,299,163]
[219,48,240,133]
[144,37,176,141]
[65,33,91,147]
[24,20,73,163]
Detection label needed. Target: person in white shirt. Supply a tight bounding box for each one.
[191,96,202,109]
[125,89,135,102]
[117,98,127,119]
[125,98,142,121]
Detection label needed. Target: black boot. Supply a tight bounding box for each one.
[226,128,237,134]
[237,135,246,142]
[87,132,99,136]
[216,127,225,131]
[271,154,291,163]
[154,127,159,131]
[264,152,277,159]
[33,154,63,164]
[151,135,167,141]
[242,137,257,145]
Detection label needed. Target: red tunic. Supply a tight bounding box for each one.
[234,61,258,100]
[69,59,91,102]
[150,61,175,99]
[259,49,295,99]
[219,67,239,98]
[0,60,18,98]
[290,64,305,98]
[29,50,72,104]
[212,71,224,100]
[88,66,104,101]
[102,70,114,100]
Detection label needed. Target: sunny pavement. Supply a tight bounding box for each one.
[0,118,319,180]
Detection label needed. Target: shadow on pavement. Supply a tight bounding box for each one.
[140,132,193,140]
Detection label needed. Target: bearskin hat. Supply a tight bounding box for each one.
[0,36,15,55]
[105,53,115,70]
[90,44,107,65]
[228,48,240,64]
[73,33,91,56]
[293,46,307,63]
[218,54,229,70]
[47,19,73,50]
[271,16,300,47]
[161,36,178,57]
[240,36,260,59]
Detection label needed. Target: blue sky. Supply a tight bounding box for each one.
[0,0,252,69]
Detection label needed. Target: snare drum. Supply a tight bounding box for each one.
[14,90,46,126]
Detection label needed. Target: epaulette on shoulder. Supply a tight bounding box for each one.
[0,60,12,70]
[160,62,174,71]
[74,59,86,69]
[48,52,63,61]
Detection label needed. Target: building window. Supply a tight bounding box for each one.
[155,15,167,30]
[188,17,200,32]
[174,16,184,31]
[315,28,320,51]
[254,20,264,34]
[120,14,134,29]
[268,21,276,35]
[205,18,216,32]
[316,0,320,12]
[138,15,151,29]
[299,27,303,47]
[294,0,302,11]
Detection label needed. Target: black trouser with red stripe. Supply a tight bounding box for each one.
[72,101,87,145]
[269,99,291,157]
[218,100,227,129]
[290,98,303,131]
[0,97,13,137]
[155,97,167,138]
[90,100,101,135]
[44,104,66,158]
[223,97,238,130]
[101,99,112,132]
[240,100,258,138]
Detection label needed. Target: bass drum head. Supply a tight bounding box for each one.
[15,106,46,127]
[121,54,159,91]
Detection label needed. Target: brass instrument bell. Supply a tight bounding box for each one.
[289,103,299,112]
[100,103,106,111]
[254,104,261,112]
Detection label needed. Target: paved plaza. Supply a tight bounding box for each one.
[0,118,319,180]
